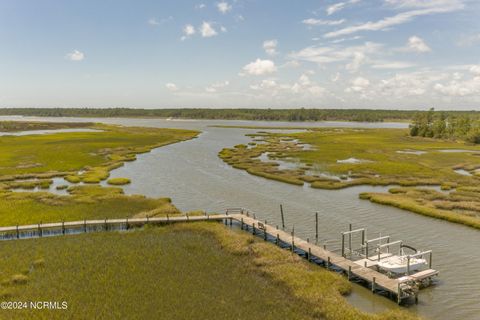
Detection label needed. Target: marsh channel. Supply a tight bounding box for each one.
[1,116,479,320]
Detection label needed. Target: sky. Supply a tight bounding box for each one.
[0,0,480,110]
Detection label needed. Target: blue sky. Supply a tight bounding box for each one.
[0,0,479,109]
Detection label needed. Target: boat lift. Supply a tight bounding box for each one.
[340,225,437,280]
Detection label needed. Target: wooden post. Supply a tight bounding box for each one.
[252,223,256,235]
[62,220,65,235]
[16,225,19,239]
[327,257,331,269]
[104,218,108,231]
[291,227,295,253]
[429,251,433,269]
[341,233,345,257]
[397,283,401,305]
[84,219,87,233]
[372,277,376,293]
[348,266,351,280]
[308,248,312,262]
[315,212,318,244]
[126,218,129,230]
[407,256,411,276]
[276,233,279,245]
[348,224,352,255]
[253,213,256,220]
[229,217,232,227]
[307,238,309,243]
[38,223,42,237]
[264,220,267,241]
[280,204,285,230]
[241,218,244,230]
[323,244,326,250]
[167,214,170,223]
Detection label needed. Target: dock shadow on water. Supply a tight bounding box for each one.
[1,116,479,320]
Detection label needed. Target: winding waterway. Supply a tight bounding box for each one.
[2,116,479,320]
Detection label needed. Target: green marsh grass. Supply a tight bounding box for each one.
[0,186,178,226]
[0,123,198,185]
[106,177,131,185]
[0,222,418,320]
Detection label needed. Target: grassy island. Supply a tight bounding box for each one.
[219,127,480,229]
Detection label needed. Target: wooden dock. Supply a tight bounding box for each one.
[224,210,438,305]
[0,214,230,238]
[0,210,437,304]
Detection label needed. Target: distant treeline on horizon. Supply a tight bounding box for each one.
[0,107,479,122]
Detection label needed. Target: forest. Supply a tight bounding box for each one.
[1,107,479,122]
[409,108,480,143]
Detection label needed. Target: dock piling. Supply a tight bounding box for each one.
[280,204,285,230]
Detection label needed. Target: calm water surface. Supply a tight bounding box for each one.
[2,116,479,320]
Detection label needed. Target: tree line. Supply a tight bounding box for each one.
[410,108,480,143]
[0,107,479,123]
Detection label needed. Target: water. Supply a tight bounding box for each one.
[454,169,473,176]
[1,116,479,320]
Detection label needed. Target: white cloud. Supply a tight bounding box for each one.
[385,0,462,9]
[372,61,415,69]
[347,76,370,93]
[434,78,480,97]
[200,22,218,37]
[235,15,245,22]
[165,83,179,91]
[250,79,278,91]
[242,59,277,76]
[471,65,480,75]
[263,40,278,56]
[378,71,447,98]
[220,26,228,33]
[289,42,381,72]
[148,16,173,26]
[327,0,360,15]
[195,3,206,9]
[324,1,464,38]
[148,18,160,26]
[406,36,431,52]
[302,18,346,26]
[181,24,196,40]
[250,75,325,97]
[433,66,480,97]
[65,50,85,61]
[205,80,230,93]
[457,33,480,47]
[217,1,232,14]
[346,52,366,72]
